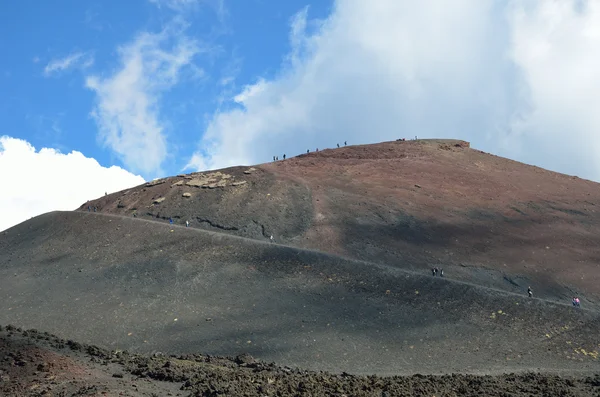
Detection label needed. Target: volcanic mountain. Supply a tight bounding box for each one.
[80,139,600,303]
[1,138,600,394]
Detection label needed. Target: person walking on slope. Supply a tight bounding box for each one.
[527,286,533,298]
[185,220,189,227]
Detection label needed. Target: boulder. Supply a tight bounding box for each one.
[231,181,247,187]
[153,197,166,204]
[182,192,192,198]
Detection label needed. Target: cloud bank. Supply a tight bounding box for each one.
[86,20,201,177]
[0,136,145,232]
[189,0,600,182]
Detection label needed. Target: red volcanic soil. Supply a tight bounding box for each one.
[82,139,600,302]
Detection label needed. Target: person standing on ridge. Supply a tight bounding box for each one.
[337,143,340,148]
[283,154,286,160]
[527,286,533,298]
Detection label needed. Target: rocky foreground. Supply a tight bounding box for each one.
[1,325,599,397]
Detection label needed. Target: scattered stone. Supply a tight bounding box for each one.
[153,197,166,204]
[182,192,192,198]
[231,181,247,187]
[112,372,124,378]
[171,181,184,187]
[243,168,257,174]
[206,180,228,189]
[37,362,50,372]
[415,184,421,188]
[186,172,232,188]
[234,353,255,365]
[146,179,166,187]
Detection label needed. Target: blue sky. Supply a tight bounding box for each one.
[0,0,332,178]
[2,0,600,231]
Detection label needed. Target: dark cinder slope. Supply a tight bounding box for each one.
[81,139,600,303]
[1,211,599,376]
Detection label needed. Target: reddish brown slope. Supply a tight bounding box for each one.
[80,139,600,301]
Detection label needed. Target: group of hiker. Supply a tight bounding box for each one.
[273,141,348,162]
[528,286,581,308]
[430,273,582,309]
[87,205,97,212]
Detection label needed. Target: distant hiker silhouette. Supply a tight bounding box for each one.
[527,286,533,298]
[169,218,173,225]
[87,205,91,212]
[93,206,97,212]
[440,269,444,277]
[276,156,278,160]
[307,149,309,153]
[185,220,189,227]
[344,141,347,146]
[337,143,340,148]
[273,156,276,161]
[283,154,286,160]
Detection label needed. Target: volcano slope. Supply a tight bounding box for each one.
[1,211,599,379]
[81,139,600,305]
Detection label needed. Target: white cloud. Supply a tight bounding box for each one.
[85,20,201,177]
[0,136,145,232]
[189,0,600,182]
[44,52,94,76]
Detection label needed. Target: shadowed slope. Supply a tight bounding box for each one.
[80,139,600,303]
[1,211,599,376]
